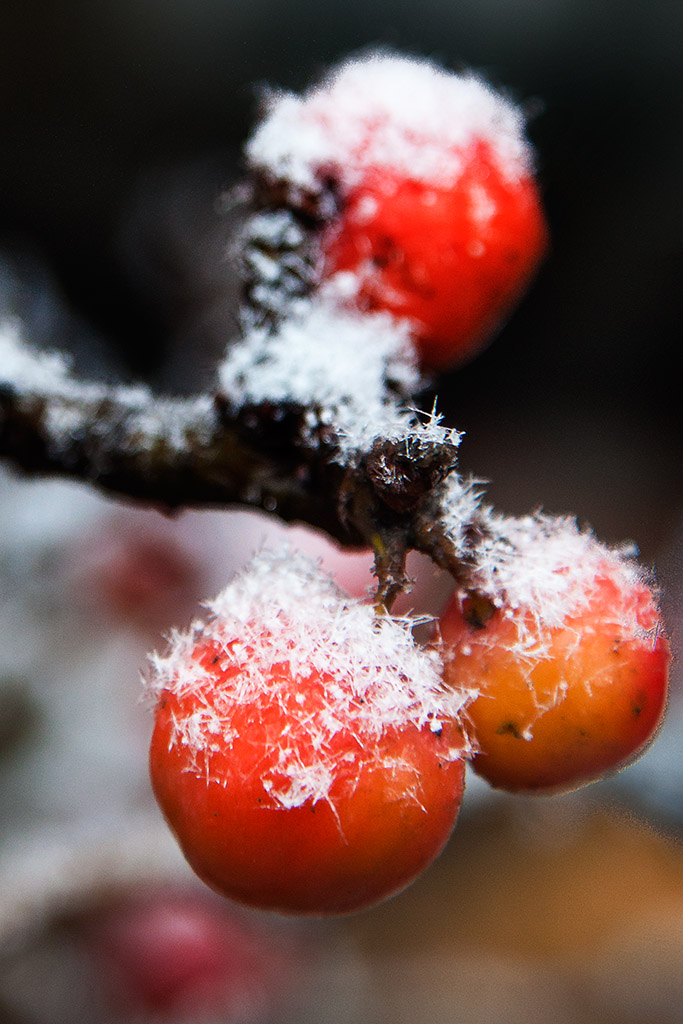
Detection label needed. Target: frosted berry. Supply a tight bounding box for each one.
[247,52,547,371]
[147,550,471,915]
[438,520,669,793]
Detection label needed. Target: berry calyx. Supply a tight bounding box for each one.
[247,52,547,372]
[147,550,471,915]
[438,517,670,794]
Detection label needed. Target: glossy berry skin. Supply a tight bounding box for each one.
[150,635,466,916]
[322,141,547,372]
[439,573,669,794]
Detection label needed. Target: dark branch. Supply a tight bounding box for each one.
[0,355,468,578]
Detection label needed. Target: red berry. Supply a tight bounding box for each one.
[86,890,292,1018]
[247,53,547,372]
[439,537,670,794]
[322,142,547,372]
[147,551,469,915]
[71,513,203,633]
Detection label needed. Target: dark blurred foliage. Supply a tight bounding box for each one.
[1,0,682,554]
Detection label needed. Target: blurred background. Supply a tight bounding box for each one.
[2,1,683,1021]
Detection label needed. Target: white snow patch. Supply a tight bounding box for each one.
[0,321,72,394]
[469,511,641,626]
[219,289,460,461]
[437,473,487,560]
[247,51,533,194]
[146,548,473,807]
[1,320,217,457]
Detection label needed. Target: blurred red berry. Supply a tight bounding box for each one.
[86,891,291,1019]
[247,53,548,372]
[323,140,547,371]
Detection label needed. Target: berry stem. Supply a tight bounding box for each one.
[371,530,410,612]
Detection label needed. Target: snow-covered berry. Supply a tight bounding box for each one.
[147,549,473,915]
[247,52,547,371]
[438,515,670,793]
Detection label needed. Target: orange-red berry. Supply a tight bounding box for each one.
[148,552,470,915]
[439,561,669,794]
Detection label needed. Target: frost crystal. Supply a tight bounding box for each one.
[468,510,645,632]
[219,289,461,461]
[437,473,487,560]
[247,51,533,194]
[146,548,473,807]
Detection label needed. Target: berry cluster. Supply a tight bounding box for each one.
[148,535,668,916]
[145,53,670,917]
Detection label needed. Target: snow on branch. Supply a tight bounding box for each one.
[0,312,466,591]
[0,321,228,505]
